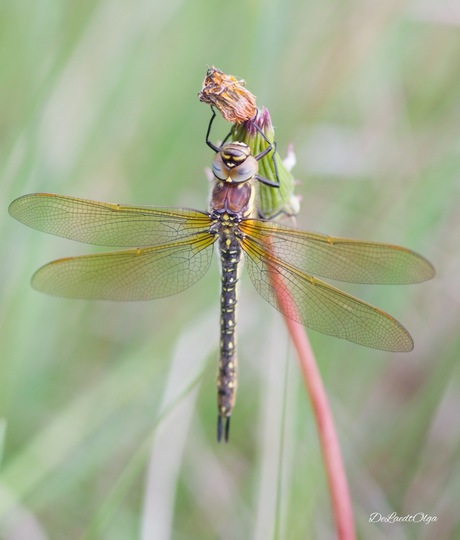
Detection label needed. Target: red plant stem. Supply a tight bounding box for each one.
[284,316,355,539]
[268,263,356,539]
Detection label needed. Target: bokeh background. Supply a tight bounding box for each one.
[0,1,458,539]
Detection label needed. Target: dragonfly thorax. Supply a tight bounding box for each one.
[210,180,256,219]
[212,142,258,184]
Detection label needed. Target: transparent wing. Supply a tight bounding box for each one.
[240,220,434,284]
[32,234,216,301]
[9,193,211,247]
[240,234,414,352]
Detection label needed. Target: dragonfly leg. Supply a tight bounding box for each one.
[255,174,280,188]
[221,127,233,146]
[258,205,297,221]
[205,107,221,153]
[253,122,280,188]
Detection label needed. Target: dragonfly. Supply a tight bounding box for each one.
[9,132,434,442]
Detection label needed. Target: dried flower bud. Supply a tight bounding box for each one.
[198,66,257,124]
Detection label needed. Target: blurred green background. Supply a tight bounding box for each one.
[0,1,458,539]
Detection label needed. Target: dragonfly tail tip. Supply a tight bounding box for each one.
[217,415,231,443]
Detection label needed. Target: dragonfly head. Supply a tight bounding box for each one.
[212,142,258,184]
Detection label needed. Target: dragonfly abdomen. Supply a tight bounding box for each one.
[217,231,242,442]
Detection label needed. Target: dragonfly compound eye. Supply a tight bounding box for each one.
[216,143,257,183]
[221,143,250,166]
[229,155,258,183]
[212,153,230,181]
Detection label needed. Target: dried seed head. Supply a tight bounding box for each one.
[198,66,257,124]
